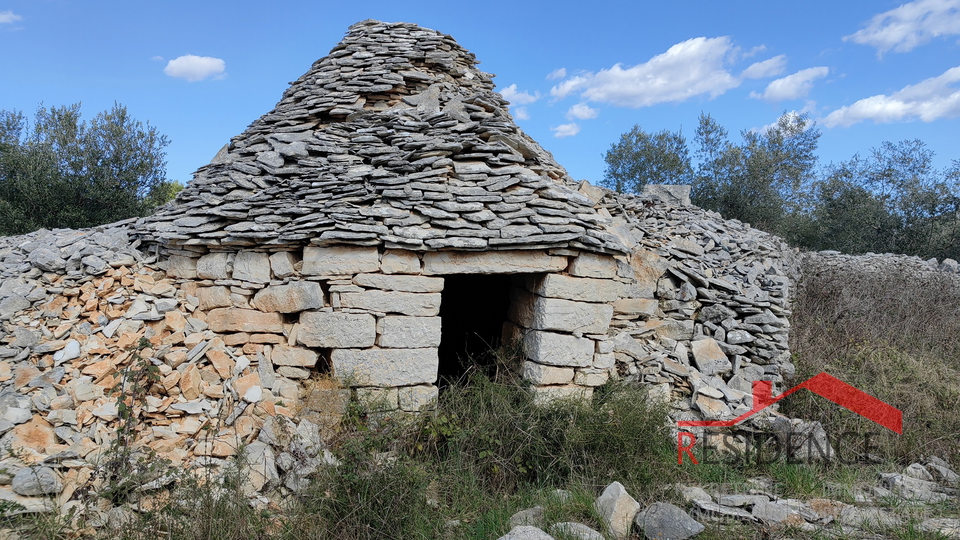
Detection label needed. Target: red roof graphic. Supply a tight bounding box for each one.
[678,372,902,434]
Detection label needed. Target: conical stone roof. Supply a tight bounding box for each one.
[135,19,628,255]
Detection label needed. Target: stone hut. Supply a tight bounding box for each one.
[135,19,636,408]
[0,20,808,506]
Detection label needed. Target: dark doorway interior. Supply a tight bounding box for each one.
[438,274,513,385]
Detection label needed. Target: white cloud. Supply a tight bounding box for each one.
[750,67,829,101]
[743,45,767,59]
[824,65,960,127]
[741,55,787,79]
[566,103,598,120]
[498,84,541,105]
[0,10,22,24]
[548,36,741,107]
[513,107,530,120]
[163,55,226,82]
[845,0,960,54]
[551,123,581,138]
[546,68,567,80]
[151,56,165,62]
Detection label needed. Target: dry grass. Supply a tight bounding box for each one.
[783,257,960,462]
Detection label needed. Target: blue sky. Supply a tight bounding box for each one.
[2,0,959,185]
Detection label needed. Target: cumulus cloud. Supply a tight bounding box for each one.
[513,107,530,120]
[742,55,787,79]
[566,103,598,120]
[750,67,829,101]
[845,0,960,54]
[163,55,226,82]
[0,10,22,24]
[548,36,741,107]
[743,45,767,59]
[546,68,567,80]
[498,84,541,105]
[551,123,581,138]
[824,65,960,127]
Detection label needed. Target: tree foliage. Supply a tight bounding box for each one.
[0,103,180,235]
[601,124,691,192]
[603,112,960,260]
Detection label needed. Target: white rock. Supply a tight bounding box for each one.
[331,348,438,387]
[298,312,376,348]
[422,251,567,275]
[378,316,442,348]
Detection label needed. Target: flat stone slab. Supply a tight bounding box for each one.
[422,251,567,275]
[331,348,438,387]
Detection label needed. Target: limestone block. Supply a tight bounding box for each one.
[233,251,271,283]
[331,348,438,387]
[568,252,618,279]
[353,274,443,293]
[574,368,609,386]
[530,385,593,405]
[356,387,399,411]
[612,298,658,317]
[302,246,379,275]
[532,297,613,334]
[595,482,641,539]
[523,331,594,367]
[398,385,439,411]
[641,319,694,341]
[207,308,284,334]
[196,252,233,280]
[378,316,442,348]
[298,312,376,348]
[269,251,298,279]
[530,274,620,303]
[253,282,323,313]
[271,344,318,367]
[691,338,732,376]
[522,361,574,385]
[165,255,197,279]
[629,249,669,298]
[380,250,421,274]
[340,291,440,316]
[422,251,567,275]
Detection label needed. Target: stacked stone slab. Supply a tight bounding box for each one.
[135,19,626,256]
[594,187,801,424]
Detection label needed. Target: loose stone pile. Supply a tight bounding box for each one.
[500,458,960,539]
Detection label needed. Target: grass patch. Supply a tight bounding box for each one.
[783,259,960,463]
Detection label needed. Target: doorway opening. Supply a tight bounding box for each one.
[437,274,514,386]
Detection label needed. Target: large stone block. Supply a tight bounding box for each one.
[164,255,197,279]
[207,308,284,333]
[422,251,567,275]
[379,316,442,348]
[353,274,443,293]
[340,291,440,316]
[530,274,621,303]
[398,385,439,411]
[331,348,438,387]
[523,331,594,367]
[691,338,732,376]
[629,249,669,298]
[380,250,421,274]
[568,252,618,279]
[513,294,613,334]
[269,252,298,278]
[197,252,233,280]
[299,312,376,348]
[271,344,318,367]
[253,282,323,313]
[522,361,574,385]
[302,246,379,275]
[197,286,232,310]
[232,251,271,283]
